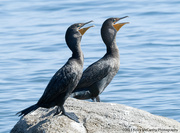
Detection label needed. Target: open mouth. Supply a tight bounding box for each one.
[79,20,94,35]
[113,16,129,31]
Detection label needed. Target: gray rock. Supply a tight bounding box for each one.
[11,98,180,133]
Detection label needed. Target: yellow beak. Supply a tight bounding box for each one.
[79,25,94,35]
[113,22,129,32]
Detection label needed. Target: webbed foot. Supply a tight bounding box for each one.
[62,111,79,123]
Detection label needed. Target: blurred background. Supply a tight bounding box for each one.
[0,0,180,132]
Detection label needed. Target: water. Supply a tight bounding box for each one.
[1,0,180,132]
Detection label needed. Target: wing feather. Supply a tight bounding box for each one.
[76,58,111,89]
[38,64,74,104]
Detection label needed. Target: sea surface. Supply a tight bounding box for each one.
[0,0,180,132]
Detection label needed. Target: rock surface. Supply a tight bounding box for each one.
[11,98,180,133]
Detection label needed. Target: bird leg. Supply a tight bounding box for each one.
[91,96,101,102]
[54,106,62,116]
[96,96,101,102]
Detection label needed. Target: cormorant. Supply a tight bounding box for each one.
[71,16,129,102]
[17,21,94,122]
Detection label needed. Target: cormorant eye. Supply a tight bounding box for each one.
[77,24,81,28]
[113,19,116,23]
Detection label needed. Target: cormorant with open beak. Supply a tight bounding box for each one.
[72,16,129,102]
[17,21,94,122]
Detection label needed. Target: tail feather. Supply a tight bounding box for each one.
[16,104,39,117]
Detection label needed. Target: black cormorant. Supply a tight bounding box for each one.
[71,16,129,102]
[17,21,94,122]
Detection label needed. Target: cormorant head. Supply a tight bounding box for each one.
[101,16,129,45]
[65,21,94,52]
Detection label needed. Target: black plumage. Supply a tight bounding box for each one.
[17,21,93,122]
[72,17,129,102]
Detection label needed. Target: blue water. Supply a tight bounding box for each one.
[1,0,180,132]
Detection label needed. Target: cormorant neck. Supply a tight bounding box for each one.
[106,39,119,56]
[71,45,84,61]
[72,51,83,59]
